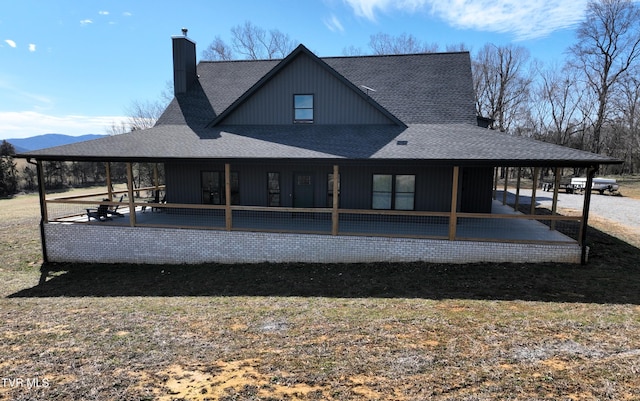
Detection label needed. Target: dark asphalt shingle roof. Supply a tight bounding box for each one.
[20,45,619,166]
[23,123,618,165]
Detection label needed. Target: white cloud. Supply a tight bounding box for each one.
[28,44,36,52]
[122,11,133,17]
[99,10,109,15]
[80,19,93,26]
[5,39,17,48]
[343,0,590,40]
[0,111,128,139]
[324,14,345,33]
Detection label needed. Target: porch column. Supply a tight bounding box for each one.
[551,167,560,231]
[332,164,339,235]
[493,167,499,200]
[35,160,49,263]
[514,167,521,211]
[36,160,48,223]
[530,167,539,215]
[225,163,232,231]
[580,166,597,264]
[105,162,113,201]
[126,163,136,227]
[153,163,160,194]
[502,167,509,205]
[448,166,460,241]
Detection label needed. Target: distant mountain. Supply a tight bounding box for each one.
[5,134,107,153]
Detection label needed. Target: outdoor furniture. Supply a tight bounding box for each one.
[106,195,125,217]
[86,203,111,222]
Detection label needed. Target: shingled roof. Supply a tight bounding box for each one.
[20,44,620,167]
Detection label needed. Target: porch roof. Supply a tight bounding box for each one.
[19,122,620,166]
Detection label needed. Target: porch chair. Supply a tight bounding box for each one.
[87,201,112,222]
[106,195,125,217]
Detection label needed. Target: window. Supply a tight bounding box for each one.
[201,171,239,205]
[372,174,415,210]
[294,94,313,123]
[327,173,340,207]
[267,172,281,207]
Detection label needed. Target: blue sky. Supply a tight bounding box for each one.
[0,0,595,140]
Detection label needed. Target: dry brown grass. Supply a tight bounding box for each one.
[1,186,640,400]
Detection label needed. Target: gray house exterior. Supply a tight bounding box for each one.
[20,32,620,265]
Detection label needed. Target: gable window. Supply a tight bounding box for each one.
[372,174,415,210]
[294,94,314,123]
[202,171,239,205]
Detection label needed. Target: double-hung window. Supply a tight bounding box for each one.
[372,174,415,210]
[294,94,314,123]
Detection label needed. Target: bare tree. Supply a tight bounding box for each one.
[473,43,533,132]
[568,0,640,153]
[230,21,297,60]
[368,32,439,55]
[106,98,166,135]
[608,67,640,172]
[202,36,234,61]
[532,65,587,147]
[201,21,297,61]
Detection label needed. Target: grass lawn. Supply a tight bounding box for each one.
[1,183,639,400]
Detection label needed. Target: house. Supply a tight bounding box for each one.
[19,30,620,265]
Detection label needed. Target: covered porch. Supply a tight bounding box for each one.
[34,161,593,264]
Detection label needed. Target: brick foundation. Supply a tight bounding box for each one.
[44,224,583,265]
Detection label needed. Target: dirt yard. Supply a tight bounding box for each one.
[1,181,640,400]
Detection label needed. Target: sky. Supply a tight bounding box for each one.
[0,0,597,140]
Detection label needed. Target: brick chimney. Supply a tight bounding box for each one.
[172,28,197,95]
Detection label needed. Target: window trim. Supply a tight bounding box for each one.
[293,94,314,124]
[372,174,415,210]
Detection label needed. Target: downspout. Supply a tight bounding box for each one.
[27,158,48,264]
[580,166,597,265]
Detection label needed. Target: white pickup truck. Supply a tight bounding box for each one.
[570,177,620,195]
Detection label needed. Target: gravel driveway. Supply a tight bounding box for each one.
[502,189,640,231]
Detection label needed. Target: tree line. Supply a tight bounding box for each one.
[201,0,640,174]
[1,0,638,197]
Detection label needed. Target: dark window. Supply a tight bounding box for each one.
[294,94,313,123]
[201,171,239,205]
[372,174,415,210]
[267,172,280,207]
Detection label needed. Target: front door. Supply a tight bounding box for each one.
[294,173,314,207]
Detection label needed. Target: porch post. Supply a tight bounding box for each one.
[126,163,136,227]
[105,162,113,201]
[225,163,232,231]
[493,167,499,200]
[332,164,339,235]
[153,163,159,194]
[580,166,597,264]
[551,167,560,231]
[448,166,460,241]
[515,167,521,211]
[502,167,509,205]
[530,167,539,215]
[35,160,49,263]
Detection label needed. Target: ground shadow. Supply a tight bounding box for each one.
[9,225,640,304]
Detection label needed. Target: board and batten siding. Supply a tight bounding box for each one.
[164,162,489,212]
[219,53,395,125]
